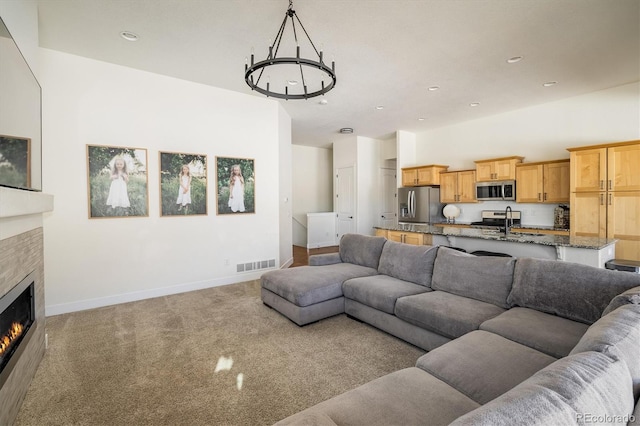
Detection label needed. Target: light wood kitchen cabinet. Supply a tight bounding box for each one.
[570,143,640,192]
[401,165,449,186]
[387,230,432,245]
[440,170,477,203]
[568,140,640,261]
[475,156,524,182]
[570,192,607,239]
[607,191,640,261]
[516,160,570,203]
[374,229,388,238]
[570,148,607,192]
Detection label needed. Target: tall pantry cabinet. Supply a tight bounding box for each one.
[568,141,640,261]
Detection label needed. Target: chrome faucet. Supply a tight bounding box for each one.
[504,206,513,235]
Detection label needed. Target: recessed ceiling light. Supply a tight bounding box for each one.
[418,118,426,121]
[287,80,299,86]
[375,105,384,110]
[319,99,328,105]
[507,56,523,64]
[427,86,440,91]
[469,102,480,107]
[543,81,558,87]
[339,127,354,134]
[120,31,139,42]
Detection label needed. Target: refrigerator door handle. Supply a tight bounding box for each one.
[411,191,416,217]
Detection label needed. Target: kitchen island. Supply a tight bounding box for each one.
[374,224,617,268]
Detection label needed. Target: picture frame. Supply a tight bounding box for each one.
[0,135,31,189]
[86,144,149,218]
[216,156,255,215]
[159,151,208,216]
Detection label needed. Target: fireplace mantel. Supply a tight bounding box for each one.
[0,187,54,241]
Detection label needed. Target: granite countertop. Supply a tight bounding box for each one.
[377,224,616,250]
[431,222,570,232]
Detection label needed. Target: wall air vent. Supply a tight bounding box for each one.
[236,259,276,274]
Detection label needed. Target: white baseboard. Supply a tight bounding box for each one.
[281,257,293,269]
[45,271,270,316]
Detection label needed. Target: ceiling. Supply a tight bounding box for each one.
[36,0,640,149]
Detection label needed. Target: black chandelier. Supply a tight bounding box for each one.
[244,0,336,100]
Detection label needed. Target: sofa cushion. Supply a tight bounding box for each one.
[275,368,480,426]
[480,307,589,358]
[261,263,378,307]
[431,246,515,309]
[416,330,556,405]
[343,275,430,314]
[377,241,438,286]
[508,258,640,325]
[603,285,640,316]
[339,234,387,269]
[308,252,342,266]
[451,351,635,426]
[395,291,505,340]
[570,304,640,401]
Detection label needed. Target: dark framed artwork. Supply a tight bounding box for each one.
[0,135,30,189]
[159,151,208,216]
[86,144,149,218]
[216,156,255,215]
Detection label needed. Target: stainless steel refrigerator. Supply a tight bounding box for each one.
[398,187,444,224]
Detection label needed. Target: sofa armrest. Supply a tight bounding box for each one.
[309,252,342,266]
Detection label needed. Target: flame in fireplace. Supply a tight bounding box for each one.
[0,322,24,357]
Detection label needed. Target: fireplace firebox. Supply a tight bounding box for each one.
[0,271,35,388]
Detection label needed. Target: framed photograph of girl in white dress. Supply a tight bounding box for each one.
[215,156,255,215]
[0,135,31,189]
[159,151,208,216]
[86,144,149,218]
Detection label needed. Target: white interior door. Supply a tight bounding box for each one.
[380,168,397,227]
[336,166,356,242]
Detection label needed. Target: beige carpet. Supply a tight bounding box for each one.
[15,280,424,425]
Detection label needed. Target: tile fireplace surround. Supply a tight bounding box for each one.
[0,187,53,425]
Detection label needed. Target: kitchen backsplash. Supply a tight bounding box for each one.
[442,201,566,228]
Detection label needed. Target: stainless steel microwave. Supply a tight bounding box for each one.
[475,180,516,201]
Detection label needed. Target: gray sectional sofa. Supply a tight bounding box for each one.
[261,234,640,425]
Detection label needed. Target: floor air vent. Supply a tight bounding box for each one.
[236,259,276,273]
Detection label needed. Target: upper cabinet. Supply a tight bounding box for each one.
[440,170,477,203]
[474,156,524,182]
[570,143,640,192]
[516,160,570,203]
[401,165,449,186]
[569,148,607,192]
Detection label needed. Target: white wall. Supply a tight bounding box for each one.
[356,136,380,235]
[414,82,640,225]
[278,104,293,267]
[332,136,381,237]
[416,82,640,169]
[291,145,332,246]
[40,48,289,315]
